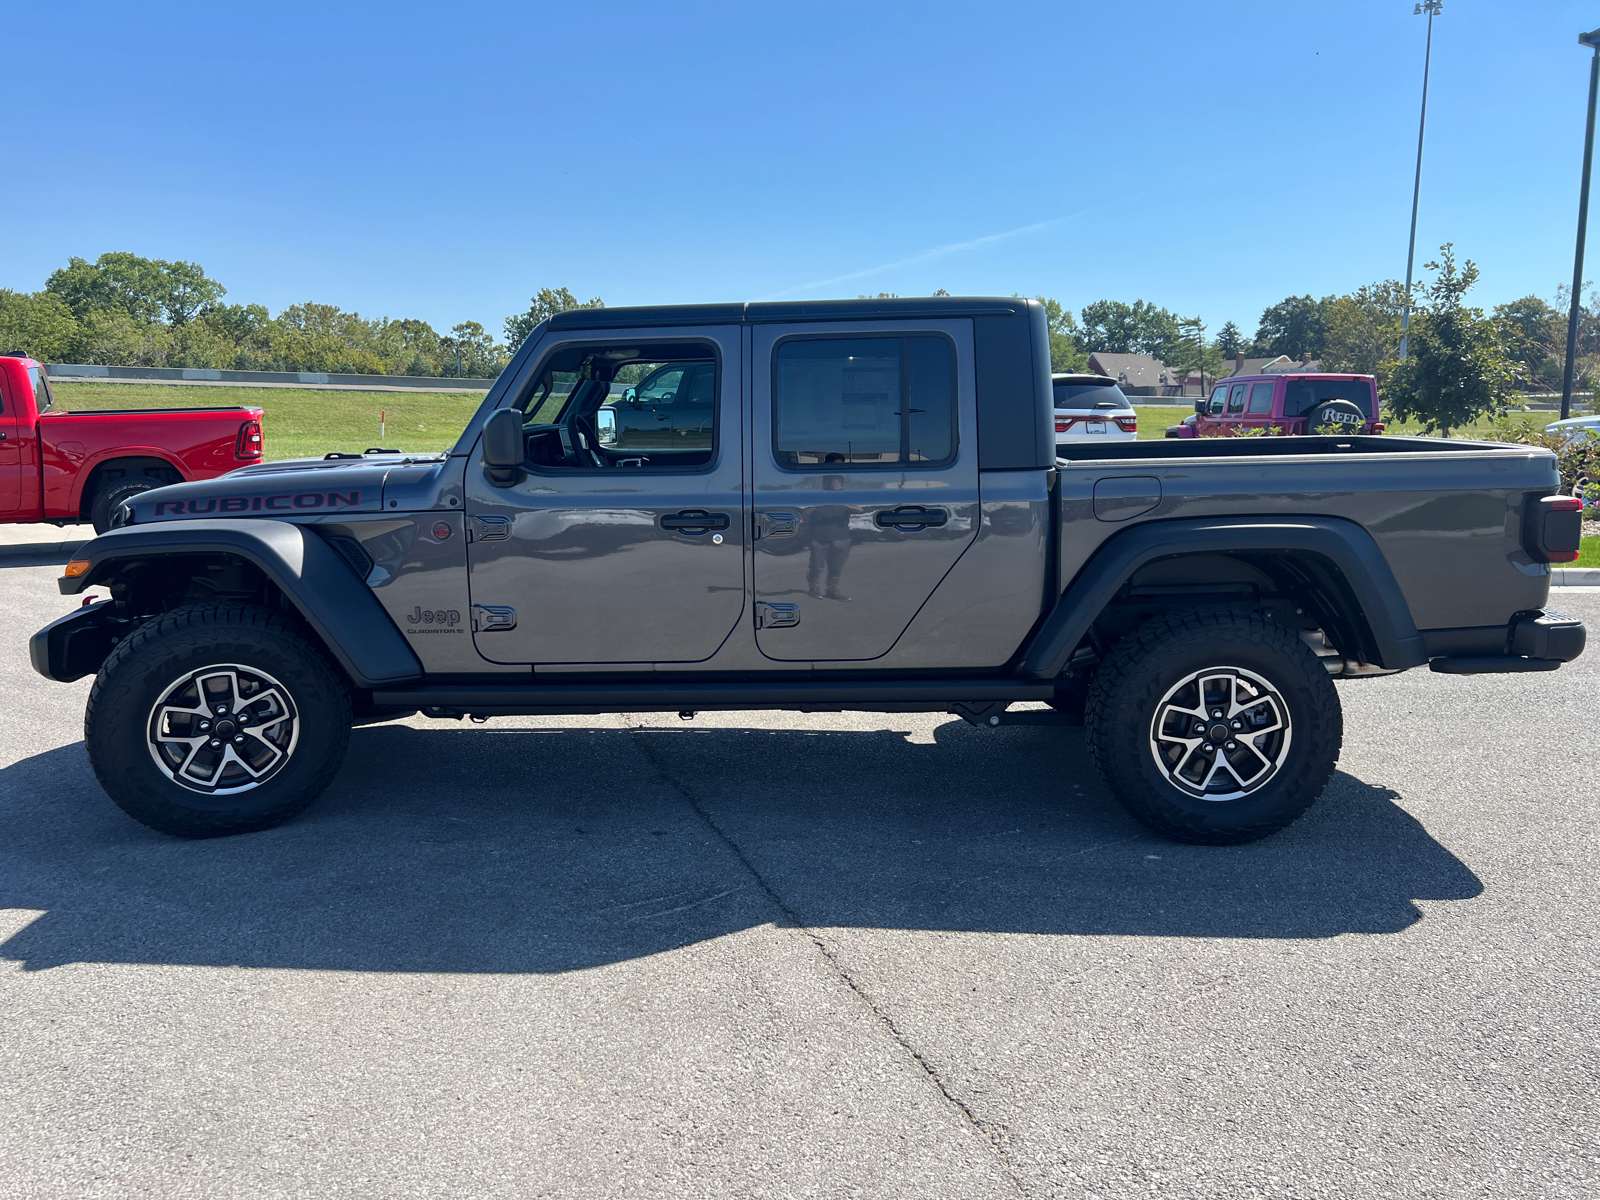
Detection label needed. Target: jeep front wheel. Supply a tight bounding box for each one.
[85,605,352,837]
[1085,610,1342,844]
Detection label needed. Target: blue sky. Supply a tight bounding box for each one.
[5,0,1597,339]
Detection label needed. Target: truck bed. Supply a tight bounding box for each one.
[1055,434,1557,634]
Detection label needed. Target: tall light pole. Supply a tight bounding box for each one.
[1399,2,1442,360]
[1560,28,1600,422]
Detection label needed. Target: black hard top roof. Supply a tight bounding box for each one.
[547,296,1027,330]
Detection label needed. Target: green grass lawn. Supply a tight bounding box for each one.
[52,383,484,461]
[1570,535,1600,568]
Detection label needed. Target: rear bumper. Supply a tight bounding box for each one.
[1428,609,1586,675]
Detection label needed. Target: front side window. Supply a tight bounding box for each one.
[1227,384,1247,414]
[1208,385,1228,414]
[514,341,718,470]
[1247,382,1275,414]
[773,335,955,467]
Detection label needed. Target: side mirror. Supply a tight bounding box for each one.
[596,406,618,445]
[1195,400,1206,415]
[482,408,524,486]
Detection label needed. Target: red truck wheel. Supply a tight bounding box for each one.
[1085,609,1343,844]
[90,478,160,534]
[84,604,352,838]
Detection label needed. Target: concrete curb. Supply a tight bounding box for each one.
[0,540,87,564]
[1552,567,1600,586]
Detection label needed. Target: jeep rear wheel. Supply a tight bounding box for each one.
[85,605,351,837]
[1085,610,1342,844]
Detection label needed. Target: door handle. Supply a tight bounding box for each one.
[874,506,948,530]
[660,509,730,532]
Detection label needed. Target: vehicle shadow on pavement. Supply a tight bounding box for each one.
[0,720,1482,974]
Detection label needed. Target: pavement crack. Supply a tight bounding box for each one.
[623,722,1030,1197]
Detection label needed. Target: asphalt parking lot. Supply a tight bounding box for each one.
[1,534,1595,1200]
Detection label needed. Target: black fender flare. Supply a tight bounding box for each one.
[45,519,423,688]
[1016,516,1427,678]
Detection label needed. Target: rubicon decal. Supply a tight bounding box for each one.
[151,490,364,515]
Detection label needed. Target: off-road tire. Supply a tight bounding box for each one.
[1306,399,1367,435]
[1085,609,1342,845]
[85,604,352,838]
[91,477,160,534]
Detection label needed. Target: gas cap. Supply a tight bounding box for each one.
[1093,476,1162,522]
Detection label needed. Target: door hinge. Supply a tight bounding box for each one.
[754,511,798,540]
[471,604,517,632]
[468,515,512,542]
[754,601,800,630]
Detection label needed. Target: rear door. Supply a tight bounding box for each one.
[1238,380,1277,434]
[749,318,979,661]
[0,366,23,511]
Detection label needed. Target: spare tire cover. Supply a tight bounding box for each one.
[1306,399,1366,432]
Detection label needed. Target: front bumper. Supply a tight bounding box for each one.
[1429,610,1586,675]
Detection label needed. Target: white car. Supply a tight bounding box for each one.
[1053,373,1137,445]
[1544,414,1600,441]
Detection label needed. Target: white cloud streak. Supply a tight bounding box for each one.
[756,214,1078,301]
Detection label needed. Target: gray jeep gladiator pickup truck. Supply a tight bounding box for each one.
[29,297,1587,844]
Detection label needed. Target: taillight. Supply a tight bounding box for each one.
[1114,415,1137,433]
[236,419,263,460]
[1055,416,1075,434]
[1525,495,1583,563]
[1371,421,1387,433]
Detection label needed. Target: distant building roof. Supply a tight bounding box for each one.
[1222,353,1322,378]
[1087,352,1174,389]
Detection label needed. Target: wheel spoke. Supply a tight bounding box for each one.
[144,663,299,794]
[1148,665,1292,801]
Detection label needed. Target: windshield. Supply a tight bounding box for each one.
[1283,378,1374,417]
[1054,380,1131,410]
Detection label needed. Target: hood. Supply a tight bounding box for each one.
[119,452,455,526]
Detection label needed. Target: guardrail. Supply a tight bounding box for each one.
[47,363,497,392]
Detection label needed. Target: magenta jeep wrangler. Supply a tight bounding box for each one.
[1168,374,1385,439]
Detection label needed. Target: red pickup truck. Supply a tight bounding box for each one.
[0,354,264,532]
[1168,373,1385,439]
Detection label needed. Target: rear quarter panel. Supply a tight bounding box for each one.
[38,407,262,517]
[1059,445,1557,632]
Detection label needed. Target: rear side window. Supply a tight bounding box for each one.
[1283,379,1375,417]
[773,335,955,467]
[1247,382,1274,414]
[26,365,53,413]
[1053,380,1131,410]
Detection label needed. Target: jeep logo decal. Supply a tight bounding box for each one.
[152,490,363,516]
[407,607,461,626]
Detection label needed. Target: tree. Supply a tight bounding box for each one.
[44,251,225,326]
[503,286,604,350]
[1321,280,1408,376]
[1384,245,1514,436]
[1077,299,1182,360]
[1492,294,1562,391]
[1215,320,1245,359]
[441,321,507,378]
[0,290,80,361]
[1250,294,1334,360]
[1036,297,1088,372]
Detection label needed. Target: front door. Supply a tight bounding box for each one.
[749,320,980,661]
[465,328,745,665]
